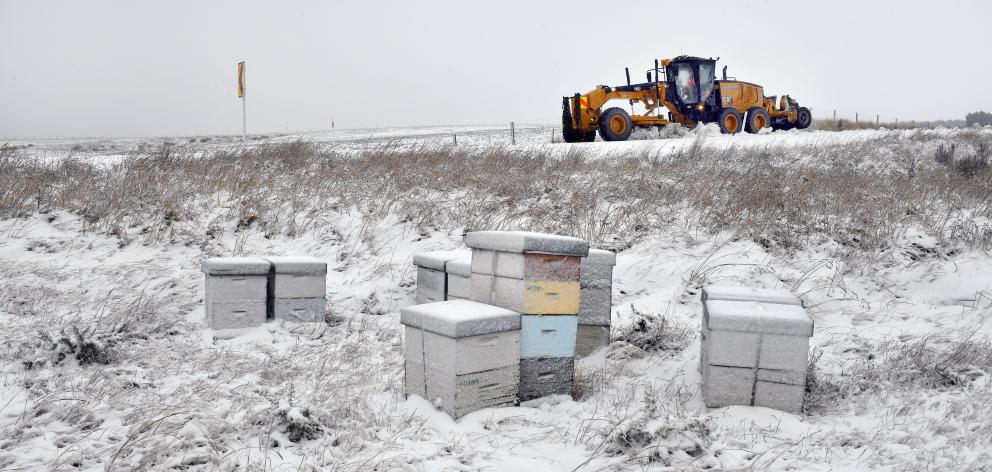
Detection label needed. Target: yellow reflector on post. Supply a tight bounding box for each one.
[237,62,245,98]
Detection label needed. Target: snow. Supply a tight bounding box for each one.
[405,299,520,338]
[705,300,813,336]
[262,255,327,274]
[411,250,471,271]
[702,285,802,306]
[584,248,617,266]
[1,125,991,470]
[200,256,271,274]
[465,230,589,256]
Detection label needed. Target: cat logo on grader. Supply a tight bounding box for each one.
[561,56,812,142]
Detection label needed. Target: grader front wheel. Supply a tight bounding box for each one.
[598,108,634,141]
[718,108,743,134]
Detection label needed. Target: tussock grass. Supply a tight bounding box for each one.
[615,304,694,353]
[805,332,992,415]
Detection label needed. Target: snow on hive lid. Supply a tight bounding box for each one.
[445,257,471,277]
[200,257,271,275]
[262,256,327,274]
[400,300,520,337]
[704,299,813,337]
[464,231,589,256]
[412,250,472,271]
[701,285,802,307]
[584,249,617,266]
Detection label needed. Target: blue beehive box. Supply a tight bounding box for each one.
[520,315,577,359]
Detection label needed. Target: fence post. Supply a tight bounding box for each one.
[453,134,457,146]
[511,122,516,145]
[551,129,555,143]
[833,109,836,121]
[856,113,859,123]
[876,115,879,126]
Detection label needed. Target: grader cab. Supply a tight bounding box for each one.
[561,56,812,142]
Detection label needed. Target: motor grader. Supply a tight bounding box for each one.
[561,56,811,142]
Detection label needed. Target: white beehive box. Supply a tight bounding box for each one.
[445,257,471,300]
[579,249,616,328]
[401,299,521,418]
[412,250,471,303]
[201,257,270,332]
[699,286,813,413]
[263,256,327,322]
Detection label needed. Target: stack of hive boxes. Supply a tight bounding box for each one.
[201,257,270,334]
[465,231,589,401]
[401,299,521,417]
[412,250,471,303]
[576,249,616,357]
[699,285,813,413]
[263,256,328,323]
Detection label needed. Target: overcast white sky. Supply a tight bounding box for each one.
[1,0,990,138]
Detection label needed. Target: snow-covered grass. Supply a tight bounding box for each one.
[1,127,991,470]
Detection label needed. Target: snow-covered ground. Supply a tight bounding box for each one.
[1,126,991,471]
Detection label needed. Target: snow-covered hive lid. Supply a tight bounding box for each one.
[263,256,327,274]
[704,299,813,337]
[412,250,471,271]
[701,285,802,307]
[445,257,471,277]
[400,300,520,337]
[583,248,617,267]
[201,257,271,275]
[464,231,589,257]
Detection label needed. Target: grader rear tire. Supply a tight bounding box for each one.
[598,108,634,141]
[745,107,770,134]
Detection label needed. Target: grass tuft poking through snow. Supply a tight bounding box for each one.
[615,304,694,354]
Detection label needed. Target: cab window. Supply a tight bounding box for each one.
[699,63,714,102]
[675,64,698,103]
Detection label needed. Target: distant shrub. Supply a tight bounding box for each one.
[966,111,992,127]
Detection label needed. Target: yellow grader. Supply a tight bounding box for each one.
[562,56,811,142]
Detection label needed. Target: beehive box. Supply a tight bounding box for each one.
[519,315,577,359]
[699,286,813,413]
[263,256,327,322]
[519,357,574,401]
[445,257,471,300]
[575,325,611,357]
[401,299,521,417]
[579,249,616,327]
[412,250,471,303]
[466,231,588,314]
[201,257,270,331]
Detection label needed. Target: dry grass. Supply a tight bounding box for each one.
[3,132,991,259]
[804,331,992,416]
[812,118,967,131]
